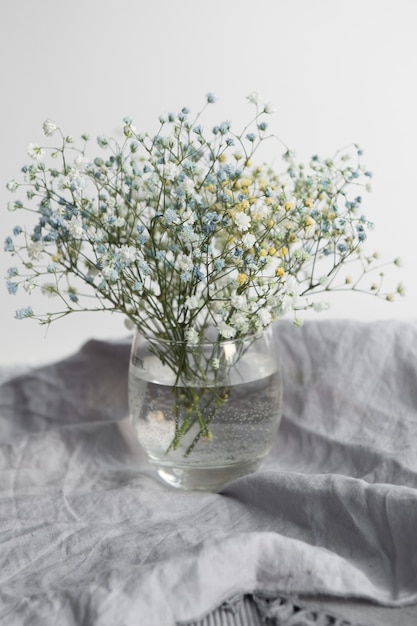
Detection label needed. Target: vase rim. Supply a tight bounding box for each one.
[136,327,271,347]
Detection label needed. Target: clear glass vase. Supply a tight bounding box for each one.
[128,328,283,491]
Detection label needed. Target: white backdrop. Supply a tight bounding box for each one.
[1,0,416,365]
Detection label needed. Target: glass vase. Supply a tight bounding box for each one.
[128,328,283,491]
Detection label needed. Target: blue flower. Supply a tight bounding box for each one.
[202,212,220,234]
[6,281,18,295]
[138,260,151,275]
[193,266,205,281]
[15,306,34,320]
[219,121,231,134]
[69,293,79,303]
[206,93,216,103]
[181,271,192,282]
[4,236,14,252]
[7,266,18,277]
[165,208,179,225]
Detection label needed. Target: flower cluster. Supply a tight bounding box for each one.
[5,92,403,343]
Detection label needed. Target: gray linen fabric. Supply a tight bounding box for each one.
[1,319,417,626]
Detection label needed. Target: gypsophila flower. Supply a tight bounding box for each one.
[246,91,263,106]
[263,102,276,114]
[6,281,18,295]
[234,212,251,232]
[185,327,199,344]
[15,307,34,319]
[67,215,84,238]
[217,321,236,339]
[4,92,401,344]
[27,143,44,160]
[6,180,19,192]
[43,119,58,137]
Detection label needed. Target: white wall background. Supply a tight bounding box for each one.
[1,0,416,365]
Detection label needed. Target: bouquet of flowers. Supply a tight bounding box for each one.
[4,92,402,457]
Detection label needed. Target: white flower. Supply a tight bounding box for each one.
[119,245,137,264]
[246,91,263,106]
[234,212,251,232]
[115,217,125,228]
[74,153,89,169]
[217,320,236,339]
[313,301,330,312]
[257,307,272,327]
[67,168,87,192]
[231,312,249,334]
[181,177,195,194]
[185,295,200,310]
[230,293,248,311]
[28,241,44,260]
[241,233,256,249]
[185,327,199,344]
[263,101,276,114]
[6,180,18,192]
[67,215,84,238]
[281,277,301,313]
[102,266,119,281]
[211,358,220,370]
[163,163,179,181]
[27,143,44,160]
[177,255,194,272]
[43,119,58,137]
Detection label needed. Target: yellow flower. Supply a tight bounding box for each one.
[237,273,248,286]
[268,247,277,256]
[275,267,285,277]
[279,246,289,257]
[218,153,226,163]
[284,202,293,211]
[304,197,314,208]
[259,249,268,257]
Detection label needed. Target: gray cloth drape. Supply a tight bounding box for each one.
[1,319,417,626]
